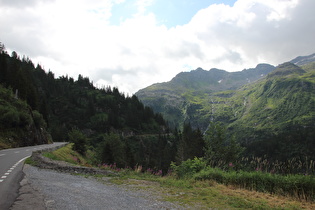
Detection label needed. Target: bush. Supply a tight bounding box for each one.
[171,157,207,178]
[0,106,20,127]
[32,110,46,128]
[19,112,32,127]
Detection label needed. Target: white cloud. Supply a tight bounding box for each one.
[0,0,314,94]
[135,0,154,14]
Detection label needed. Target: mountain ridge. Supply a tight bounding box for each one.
[136,63,276,128]
[290,53,315,66]
[136,53,315,159]
[139,63,275,94]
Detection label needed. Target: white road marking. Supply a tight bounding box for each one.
[0,154,5,157]
[14,151,20,154]
[0,155,30,184]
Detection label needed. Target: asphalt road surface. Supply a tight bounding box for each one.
[0,142,67,209]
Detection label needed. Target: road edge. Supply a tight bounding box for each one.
[10,143,68,210]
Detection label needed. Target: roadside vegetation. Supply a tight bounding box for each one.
[40,143,315,209]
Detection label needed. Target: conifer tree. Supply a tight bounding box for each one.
[204,122,243,167]
[68,129,87,155]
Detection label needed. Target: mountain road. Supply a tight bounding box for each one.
[0,142,67,209]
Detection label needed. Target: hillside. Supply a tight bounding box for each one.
[136,56,315,160]
[0,85,49,148]
[0,43,184,172]
[212,62,315,159]
[290,53,315,66]
[0,45,167,149]
[136,63,275,128]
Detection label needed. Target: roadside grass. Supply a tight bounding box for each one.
[25,156,38,165]
[43,145,315,209]
[109,170,313,209]
[42,143,91,166]
[193,167,315,201]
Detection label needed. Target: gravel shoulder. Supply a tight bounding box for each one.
[11,157,184,210]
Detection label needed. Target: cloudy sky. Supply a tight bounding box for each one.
[0,0,314,94]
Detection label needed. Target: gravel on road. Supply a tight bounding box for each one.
[11,165,183,210]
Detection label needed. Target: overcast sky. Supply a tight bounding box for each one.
[0,0,314,94]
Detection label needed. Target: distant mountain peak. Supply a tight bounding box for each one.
[136,63,276,99]
[290,53,315,66]
[256,63,274,69]
[267,62,305,78]
[196,67,204,71]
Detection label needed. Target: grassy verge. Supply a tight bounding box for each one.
[107,170,315,209]
[25,156,38,165]
[193,167,315,201]
[42,145,315,209]
[42,143,91,166]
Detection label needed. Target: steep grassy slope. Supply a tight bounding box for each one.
[175,62,315,159]
[137,59,315,160]
[136,64,275,128]
[224,63,315,159]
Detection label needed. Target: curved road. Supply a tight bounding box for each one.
[0,142,67,209]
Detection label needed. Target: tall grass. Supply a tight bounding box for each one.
[193,167,315,201]
[172,156,315,202]
[238,156,315,175]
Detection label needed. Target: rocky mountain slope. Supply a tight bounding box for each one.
[136,64,275,128]
[290,53,315,66]
[136,55,315,159]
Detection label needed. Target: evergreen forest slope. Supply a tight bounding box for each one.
[0,85,49,148]
[0,43,167,150]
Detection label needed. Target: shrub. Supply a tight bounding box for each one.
[32,110,46,128]
[171,157,207,178]
[0,106,20,127]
